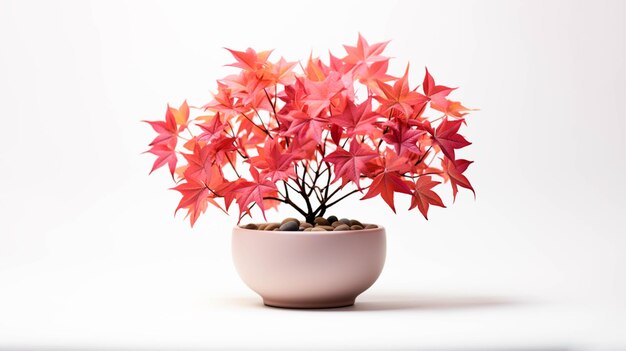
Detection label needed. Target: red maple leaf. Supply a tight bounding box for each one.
[220,71,272,108]
[361,151,413,212]
[203,82,244,117]
[278,78,307,114]
[285,134,319,160]
[343,33,390,66]
[323,139,378,189]
[408,176,446,219]
[442,157,475,201]
[249,140,297,182]
[423,68,455,107]
[144,101,188,146]
[144,143,177,177]
[225,47,273,74]
[172,178,225,227]
[432,100,472,118]
[431,118,471,160]
[330,97,379,137]
[267,57,297,85]
[230,167,278,221]
[382,120,426,156]
[280,111,327,143]
[197,113,225,143]
[205,136,238,166]
[303,71,345,117]
[374,66,428,117]
[182,143,223,183]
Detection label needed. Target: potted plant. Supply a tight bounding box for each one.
[144,34,475,308]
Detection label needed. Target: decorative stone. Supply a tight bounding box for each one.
[331,221,342,228]
[338,218,351,225]
[349,219,363,227]
[314,217,330,226]
[303,227,313,231]
[327,215,338,224]
[273,228,280,231]
[318,225,335,231]
[350,225,364,230]
[364,224,378,229]
[311,227,327,232]
[299,222,313,229]
[264,223,280,231]
[333,224,350,231]
[281,217,300,225]
[244,223,258,230]
[257,223,267,230]
[279,221,299,231]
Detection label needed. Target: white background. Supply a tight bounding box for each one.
[1,0,625,349]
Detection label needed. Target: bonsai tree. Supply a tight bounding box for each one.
[144,34,475,226]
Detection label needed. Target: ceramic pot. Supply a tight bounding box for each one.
[232,225,386,308]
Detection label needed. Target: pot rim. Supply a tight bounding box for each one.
[233,225,385,235]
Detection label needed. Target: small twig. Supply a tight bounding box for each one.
[241,112,273,139]
[414,145,434,166]
[225,153,240,178]
[325,186,370,209]
[402,171,443,179]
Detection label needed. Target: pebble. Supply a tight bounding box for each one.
[241,218,376,232]
[273,228,280,231]
[314,217,330,226]
[279,221,299,231]
[264,223,280,231]
[349,219,363,227]
[333,224,350,231]
[338,218,351,225]
[281,217,300,225]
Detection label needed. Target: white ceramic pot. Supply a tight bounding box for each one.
[232,226,386,308]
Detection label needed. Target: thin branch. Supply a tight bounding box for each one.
[241,112,273,138]
[225,153,240,178]
[264,88,277,116]
[325,185,342,202]
[402,171,443,179]
[263,195,308,218]
[323,161,332,200]
[325,186,370,209]
[414,145,433,166]
[298,162,314,215]
[251,107,271,134]
[238,203,255,222]
[285,180,300,193]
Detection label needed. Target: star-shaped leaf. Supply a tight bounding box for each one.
[323,139,378,189]
[230,167,278,221]
[375,65,428,117]
[442,157,475,201]
[330,97,380,137]
[408,176,446,219]
[431,118,471,160]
